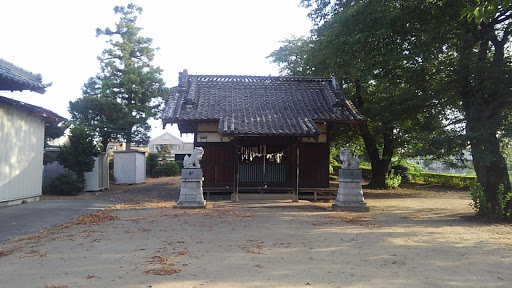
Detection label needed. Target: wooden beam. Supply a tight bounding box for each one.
[232,144,239,202]
[293,145,299,202]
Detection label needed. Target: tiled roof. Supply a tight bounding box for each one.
[163,70,366,136]
[0,95,66,121]
[0,58,51,94]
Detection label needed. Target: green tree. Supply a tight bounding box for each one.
[271,0,452,188]
[287,0,512,216]
[268,36,315,76]
[146,152,159,176]
[156,144,171,159]
[44,121,69,144]
[69,89,131,152]
[82,3,168,150]
[43,121,70,165]
[453,0,512,216]
[57,126,100,190]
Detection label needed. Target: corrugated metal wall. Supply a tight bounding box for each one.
[0,104,44,202]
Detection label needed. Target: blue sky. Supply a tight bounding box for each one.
[0,0,312,140]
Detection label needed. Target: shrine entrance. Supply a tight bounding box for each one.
[238,145,288,184]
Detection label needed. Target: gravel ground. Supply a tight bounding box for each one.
[3,177,511,288]
[83,176,182,204]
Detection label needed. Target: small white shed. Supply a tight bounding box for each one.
[113,150,146,184]
[84,153,109,191]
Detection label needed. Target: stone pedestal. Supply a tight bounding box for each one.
[177,168,206,208]
[332,169,369,212]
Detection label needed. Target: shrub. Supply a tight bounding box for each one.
[469,182,491,216]
[152,161,180,178]
[391,159,424,183]
[146,153,159,176]
[43,173,82,196]
[470,182,511,218]
[409,172,476,189]
[175,160,184,170]
[386,169,402,189]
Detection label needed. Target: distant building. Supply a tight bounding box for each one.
[148,132,193,161]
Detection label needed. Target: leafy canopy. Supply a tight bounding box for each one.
[270,0,460,188]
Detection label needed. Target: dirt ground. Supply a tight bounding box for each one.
[1,177,511,288]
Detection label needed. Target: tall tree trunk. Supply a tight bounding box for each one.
[458,22,512,217]
[126,132,132,150]
[468,130,511,210]
[360,124,394,189]
[101,138,109,153]
[353,77,395,189]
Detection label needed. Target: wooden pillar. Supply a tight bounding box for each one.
[293,145,299,202]
[232,144,239,202]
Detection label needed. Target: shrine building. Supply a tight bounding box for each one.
[162,70,366,201]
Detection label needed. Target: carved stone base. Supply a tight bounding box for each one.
[332,169,369,212]
[177,168,206,209]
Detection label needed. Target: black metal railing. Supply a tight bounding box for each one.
[239,163,286,183]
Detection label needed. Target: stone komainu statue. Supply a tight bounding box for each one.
[183,147,204,168]
[339,148,360,169]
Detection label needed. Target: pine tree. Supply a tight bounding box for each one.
[70,3,168,150]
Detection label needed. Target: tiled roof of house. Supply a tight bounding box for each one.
[0,58,51,94]
[0,95,66,121]
[162,70,366,136]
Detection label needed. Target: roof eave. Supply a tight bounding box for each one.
[219,131,321,138]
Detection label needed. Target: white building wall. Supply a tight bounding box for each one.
[183,142,194,150]
[148,132,184,153]
[0,104,44,204]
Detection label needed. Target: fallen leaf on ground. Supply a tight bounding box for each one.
[13,234,44,243]
[402,215,425,220]
[0,248,21,258]
[60,211,119,228]
[325,214,376,225]
[145,266,181,275]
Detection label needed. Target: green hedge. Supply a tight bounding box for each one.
[409,172,476,189]
[333,166,475,189]
[152,161,180,178]
[332,165,476,189]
